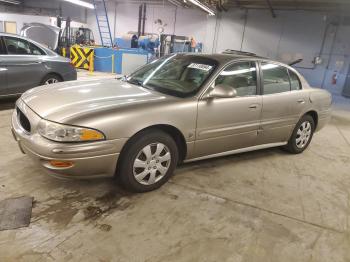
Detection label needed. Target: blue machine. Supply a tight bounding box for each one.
[138,35,159,54]
[115,34,139,49]
[115,34,159,54]
[94,47,149,74]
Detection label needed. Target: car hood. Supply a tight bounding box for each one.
[21,79,170,123]
[20,22,60,51]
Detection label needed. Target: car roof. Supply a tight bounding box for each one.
[181,52,293,68]
[181,52,268,63]
[179,52,305,81]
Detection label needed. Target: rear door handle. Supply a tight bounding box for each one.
[249,104,258,109]
[297,99,305,104]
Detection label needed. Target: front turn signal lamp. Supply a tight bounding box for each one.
[38,119,105,142]
[49,160,74,168]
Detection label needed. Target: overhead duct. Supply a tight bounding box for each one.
[167,0,186,7]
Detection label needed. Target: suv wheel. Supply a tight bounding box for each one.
[42,74,61,85]
[118,129,179,192]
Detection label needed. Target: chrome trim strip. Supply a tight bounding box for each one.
[198,121,260,137]
[184,142,287,163]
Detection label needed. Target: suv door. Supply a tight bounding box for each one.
[258,62,308,144]
[195,61,262,157]
[2,36,47,95]
[0,37,8,96]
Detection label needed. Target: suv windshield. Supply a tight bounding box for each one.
[127,54,217,97]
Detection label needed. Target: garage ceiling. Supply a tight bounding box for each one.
[2,0,348,13]
[116,0,350,12]
[215,0,350,12]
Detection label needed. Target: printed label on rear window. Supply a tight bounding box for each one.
[188,63,213,71]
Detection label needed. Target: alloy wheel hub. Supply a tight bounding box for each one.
[296,121,312,149]
[45,78,59,85]
[133,143,171,185]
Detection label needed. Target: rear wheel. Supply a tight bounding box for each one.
[118,129,179,192]
[42,74,62,85]
[285,115,315,154]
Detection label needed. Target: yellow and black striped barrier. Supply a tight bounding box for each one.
[61,47,67,58]
[70,45,94,70]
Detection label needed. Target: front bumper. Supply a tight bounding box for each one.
[11,99,127,178]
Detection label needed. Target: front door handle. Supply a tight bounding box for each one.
[249,104,258,109]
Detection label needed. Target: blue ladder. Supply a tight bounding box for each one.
[93,0,113,47]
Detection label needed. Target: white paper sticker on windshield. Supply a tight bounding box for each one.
[188,63,213,71]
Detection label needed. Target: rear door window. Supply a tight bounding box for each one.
[0,37,6,54]
[261,62,290,95]
[3,36,45,55]
[288,70,302,90]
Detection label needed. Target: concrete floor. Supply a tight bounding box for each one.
[0,73,350,261]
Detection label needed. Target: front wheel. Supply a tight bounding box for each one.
[118,129,179,192]
[284,115,315,154]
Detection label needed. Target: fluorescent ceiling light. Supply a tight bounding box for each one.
[186,0,215,16]
[63,0,94,9]
[0,0,21,4]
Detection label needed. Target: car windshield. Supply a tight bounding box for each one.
[126,54,217,97]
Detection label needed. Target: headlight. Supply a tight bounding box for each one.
[38,119,105,142]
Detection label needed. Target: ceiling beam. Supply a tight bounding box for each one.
[220,0,350,12]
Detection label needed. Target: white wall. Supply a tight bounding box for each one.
[0,13,86,36]
[87,2,208,44]
[0,13,52,34]
[0,0,87,23]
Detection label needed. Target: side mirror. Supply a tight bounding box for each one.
[206,84,237,99]
[117,75,127,81]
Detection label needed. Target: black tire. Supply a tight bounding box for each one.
[41,74,62,85]
[284,114,315,154]
[117,129,179,192]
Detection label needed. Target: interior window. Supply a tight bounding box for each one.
[215,61,257,97]
[262,63,290,95]
[3,36,45,55]
[289,70,302,90]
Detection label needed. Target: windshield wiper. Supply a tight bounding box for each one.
[127,79,144,87]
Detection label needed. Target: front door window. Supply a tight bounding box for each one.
[215,61,257,97]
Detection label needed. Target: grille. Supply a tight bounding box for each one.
[16,108,31,133]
